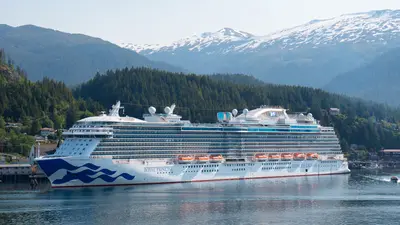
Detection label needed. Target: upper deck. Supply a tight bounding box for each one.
[61,101,331,139]
[74,101,320,126]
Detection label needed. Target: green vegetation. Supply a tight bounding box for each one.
[0,49,103,156]
[209,74,265,86]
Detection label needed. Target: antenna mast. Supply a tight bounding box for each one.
[108,101,124,117]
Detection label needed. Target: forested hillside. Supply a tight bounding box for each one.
[75,67,400,158]
[208,74,264,86]
[324,47,400,106]
[0,49,103,156]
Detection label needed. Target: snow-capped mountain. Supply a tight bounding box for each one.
[121,28,254,54]
[124,10,400,55]
[237,10,400,52]
[121,9,400,88]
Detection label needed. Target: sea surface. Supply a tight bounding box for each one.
[1,171,400,225]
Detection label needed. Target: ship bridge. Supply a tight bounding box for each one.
[63,101,145,138]
[78,101,145,124]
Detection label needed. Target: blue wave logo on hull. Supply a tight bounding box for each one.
[53,171,135,184]
[37,159,135,185]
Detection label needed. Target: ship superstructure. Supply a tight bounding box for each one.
[35,101,350,188]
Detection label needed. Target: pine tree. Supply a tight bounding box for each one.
[66,105,79,128]
[30,120,41,135]
[0,116,5,129]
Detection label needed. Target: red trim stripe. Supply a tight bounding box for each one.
[51,171,350,189]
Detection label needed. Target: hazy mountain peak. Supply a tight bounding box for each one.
[0,24,183,84]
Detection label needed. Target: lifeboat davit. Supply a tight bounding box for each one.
[306,153,319,160]
[281,153,293,161]
[209,154,224,163]
[254,153,268,161]
[268,153,281,160]
[195,155,209,163]
[178,155,195,164]
[293,153,306,160]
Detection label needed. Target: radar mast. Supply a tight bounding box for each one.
[108,101,124,117]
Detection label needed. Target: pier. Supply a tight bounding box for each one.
[0,163,45,176]
[0,163,46,185]
[348,160,400,169]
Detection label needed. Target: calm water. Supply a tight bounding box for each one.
[1,171,400,225]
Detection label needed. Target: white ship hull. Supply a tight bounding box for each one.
[36,157,350,188]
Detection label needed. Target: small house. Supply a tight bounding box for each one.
[379,149,400,161]
[329,108,340,116]
[40,128,56,137]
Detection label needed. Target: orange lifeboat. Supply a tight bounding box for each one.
[268,153,281,160]
[306,153,319,160]
[293,153,306,160]
[178,155,195,164]
[195,155,209,163]
[281,153,293,161]
[209,154,224,163]
[254,153,268,161]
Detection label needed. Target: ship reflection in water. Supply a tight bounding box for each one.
[1,173,400,225]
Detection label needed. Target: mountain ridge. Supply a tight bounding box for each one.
[324,47,400,106]
[0,24,183,84]
[120,9,400,88]
[124,9,400,54]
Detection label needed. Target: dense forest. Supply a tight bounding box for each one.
[0,49,102,156]
[75,67,400,160]
[3,47,400,159]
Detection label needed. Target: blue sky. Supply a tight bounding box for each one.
[2,0,400,44]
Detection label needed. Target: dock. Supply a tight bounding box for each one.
[349,160,400,169]
[0,163,46,183]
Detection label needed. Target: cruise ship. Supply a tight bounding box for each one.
[35,101,350,188]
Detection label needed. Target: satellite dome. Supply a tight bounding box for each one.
[164,106,171,114]
[232,109,238,117]
[148,106,156,115]
[307,113,313,117]
[243,108,249,115]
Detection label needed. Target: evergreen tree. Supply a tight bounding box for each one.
[66,105,79,128]
[30,120,41,135]
[41,117,54,128]
[0,116,5,129]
